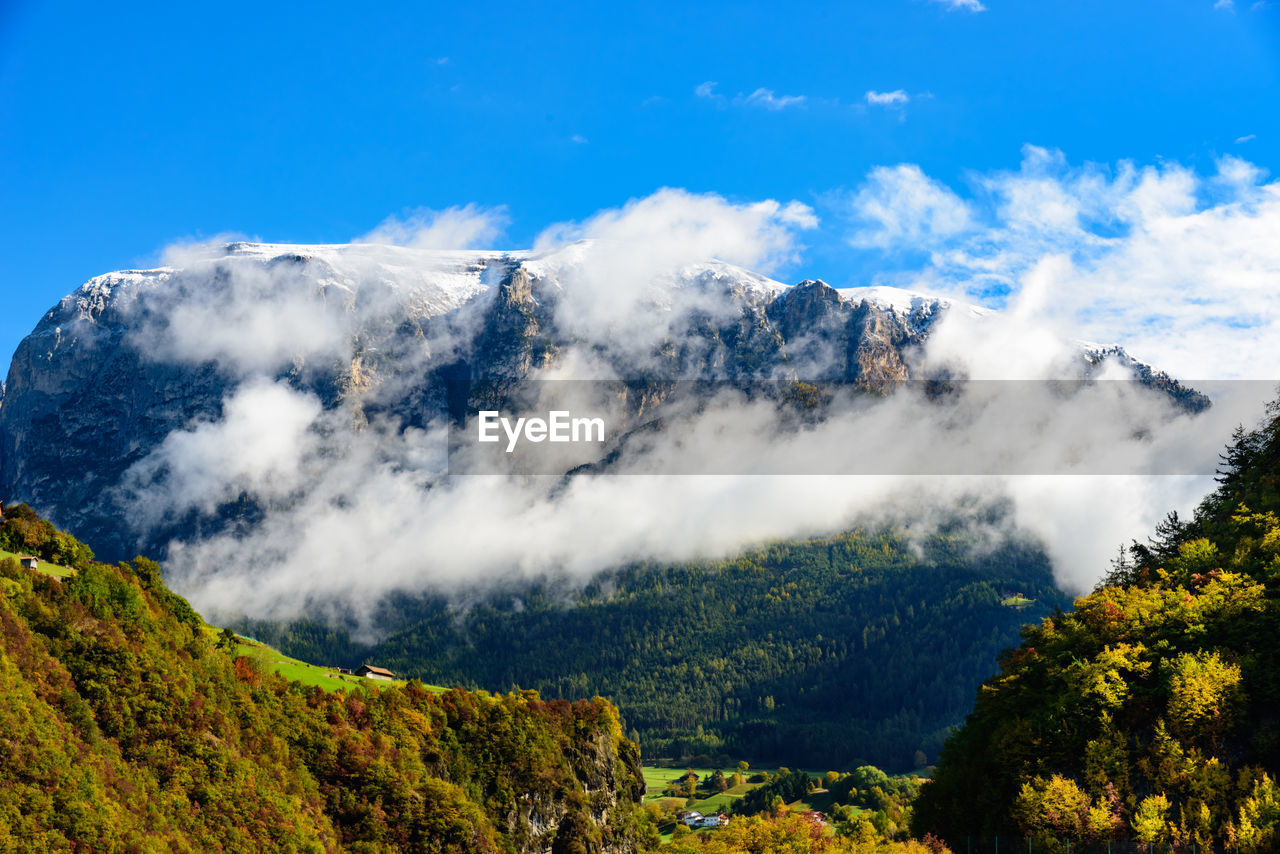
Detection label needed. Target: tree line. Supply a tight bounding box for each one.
[915,398,1280,851]
[245,523,1068,771]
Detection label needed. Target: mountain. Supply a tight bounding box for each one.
[0,241,1203,566]
[0,504,647,853]
[912,401,1280,851]
[0,241,1210,775]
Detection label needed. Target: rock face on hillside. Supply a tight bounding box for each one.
[506,727,646,854]
[0,241,1201,563]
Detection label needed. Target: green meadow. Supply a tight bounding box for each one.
[233,636,448,694]
[0,547,74,578]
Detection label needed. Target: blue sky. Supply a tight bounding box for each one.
[1,0,1278,364]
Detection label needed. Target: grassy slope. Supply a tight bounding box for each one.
[0,547,74,578]
[233,637,448,694]
[642,765,856,813]
[642,765,871,845]
[2,550,436,697]
[643,765,752,843]
[643,765,728,799]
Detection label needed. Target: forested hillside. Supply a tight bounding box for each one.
[246,525,1069,771]
[0,507,647,853]
[914,401,1280,851]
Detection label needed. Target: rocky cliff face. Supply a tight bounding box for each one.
[503,725,646,854]
[0,273,230,560]
[0,241,1200,565]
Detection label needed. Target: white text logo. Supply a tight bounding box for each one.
[477,410,606,453]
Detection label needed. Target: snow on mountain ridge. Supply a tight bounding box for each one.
[59,243,520,327]
[66,243,1159,371]
[68,241,798,321]
[73,243,1006,323]
[836,284,994,329]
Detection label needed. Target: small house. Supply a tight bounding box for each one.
[679,810,704,826]
[356,665,396,680]
[17,555,38,570]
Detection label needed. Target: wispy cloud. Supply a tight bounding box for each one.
[695,81,720,100]
[738,88,807,110]
[1214,0,1235,10]
[848,163,972,249]
[866,90,910,107]
[358,204,508,250]
[845,146,1280,383]
[123,172,1267,616]
[695,81,807,110]
[1237,134,1257,144]
[931,0,987,12]
[571,134,589,144]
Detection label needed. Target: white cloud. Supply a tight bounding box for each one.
[848,163,973,249]
[1236,134,1257,144]
[850,147,1280,382]
[358,203,507,250]
[571,134,589,144]
[866,89,910,106]
[140,254,352,375]
[136,229,511,378]
[111,163,1280,623]
[157,343,1255,618]
[931,0,987,12]
[120,379,323,530]
[695,81,720,100]
[1215,0,1235,9]
[837,150,1280,588]
[1215,153,1267,189]
[737,88,807,110]
[695,81,807,110]
[533,188,816,349]
[536,188,817,273]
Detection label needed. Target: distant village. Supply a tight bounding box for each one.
[676,810,730,829]
[674,808,828,830]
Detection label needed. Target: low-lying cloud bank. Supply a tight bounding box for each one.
[155,377,1257,627]
[108,154,1280,626]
